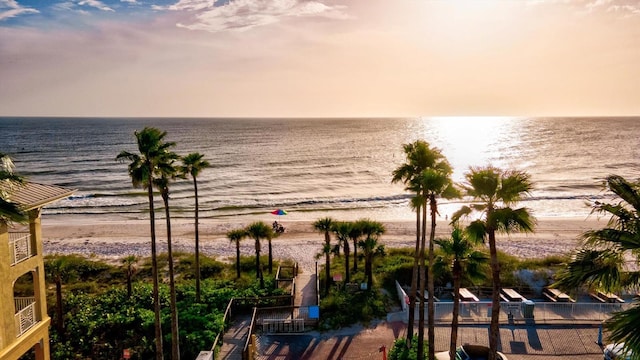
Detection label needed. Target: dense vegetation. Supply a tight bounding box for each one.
[318,245,570,330]
[16,253,290,360]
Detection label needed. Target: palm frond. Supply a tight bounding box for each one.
[498,170,533,204]
[583,228,640,251]
[606,175,640,213]
[465,220,487,244]
[554,249,623,292]
[604,305,640,357]
[490,207,535,234]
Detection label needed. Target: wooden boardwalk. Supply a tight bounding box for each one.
[217,313,253,360]
[217,273,316,359]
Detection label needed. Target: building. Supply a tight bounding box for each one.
[0,182,74,360]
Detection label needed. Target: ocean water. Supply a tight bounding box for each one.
[1,117,639,223]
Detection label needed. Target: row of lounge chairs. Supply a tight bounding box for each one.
[406,285,631,303]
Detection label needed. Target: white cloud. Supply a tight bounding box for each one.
[78,0,115,11]
[0,0,38,21]
[160,0,349,32]
[528,0,640,16]
[121,0,137,3]
[53,0,115,13]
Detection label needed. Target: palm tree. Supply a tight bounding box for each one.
[45,256,77,338]
[349,220,364,273]
[391,140,434,346]
[117,127,175,360]
[154,155,181,360]
[122,255,138,299]
[452,166,535,360]
[313,217,334,295]
[554,175,640,357]
[392,140,458,360]
[331,221,352,283]
[0,152,27,224]
[245,221,274,288]
[227,229,247,279]
[357,219,386,290]
[415,159,459,360]
[180,152,210,303]
[435,228,488,360]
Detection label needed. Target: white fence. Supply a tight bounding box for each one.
[9,232,32,265]
[394,283,632,324]
[14,297,36,336]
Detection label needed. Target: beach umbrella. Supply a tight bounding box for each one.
[271,209,287,234]
[271,209,288,216]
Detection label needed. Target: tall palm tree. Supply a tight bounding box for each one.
[348,220,364,273]
[245,221,274,288]
[0,152,27,224]
[391,140,434,346]
[415,161,459,360]
[313,217,335,295]
[554,175,640,357]
[331,221,352,283]
[117,127,175,360]
[435,228,488,360]
[227,229,247,279]
[392,140,458,360]
[452,166,535,360]
[180,152,210,303]
[357,219,385,290]
[45,256,77,338]
[122,255,138,299]
[154,155,181,360]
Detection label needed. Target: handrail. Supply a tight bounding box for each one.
[211,298,235,355]
[242,307,258,360]
[315,262,320,306]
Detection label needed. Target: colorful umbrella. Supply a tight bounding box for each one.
[271,209,288,216]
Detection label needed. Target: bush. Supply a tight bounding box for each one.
[388,337,428,360]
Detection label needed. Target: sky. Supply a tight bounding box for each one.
[1,0,639,118]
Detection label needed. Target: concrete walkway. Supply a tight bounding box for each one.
[256,322,606,360]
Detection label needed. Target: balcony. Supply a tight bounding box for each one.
[9,232,33,266]
[14,297,36,336]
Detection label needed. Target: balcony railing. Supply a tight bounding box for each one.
[14,297,36,336]
[9,232,32,266]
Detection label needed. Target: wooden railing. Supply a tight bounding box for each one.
[242,308,258,360]
[14,297,36,336]
[9,232,32,266]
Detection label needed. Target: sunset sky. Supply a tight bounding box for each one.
[1,0,639,117]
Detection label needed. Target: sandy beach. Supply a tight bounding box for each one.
[39,216,604,273]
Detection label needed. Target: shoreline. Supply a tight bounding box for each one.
[38,216,604,272]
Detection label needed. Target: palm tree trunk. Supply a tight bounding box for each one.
[450,261,461,360]
[417,197,427,360]
[268,239,273,274]
[256,238,264,288]
[147,182,163,360]
[126,269,132,299]
[236,241,241,278]
[55,279,63,337]
[366,255,373,290]
[344,242,350,283]
[488,229,501,360]
[164,196,181,360]
[428,195,437,360]
[193,177,201,303]
[325,232,331,295]
[352,238,358,272]
[407,204,421,346]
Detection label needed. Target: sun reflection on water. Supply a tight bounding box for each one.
[421,116,523,182]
